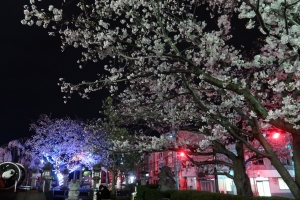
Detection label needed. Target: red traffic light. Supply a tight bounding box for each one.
[273,132,280,139]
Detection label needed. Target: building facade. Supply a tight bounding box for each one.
[142,131,294,198]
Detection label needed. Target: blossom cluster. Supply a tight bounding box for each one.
[21,0,300,173]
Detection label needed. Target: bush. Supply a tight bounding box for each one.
[164,190,178,198]
[151,190,177,200]
[170,190,293,200]
[144,189,164,200]
[170,190,214,200]
[137,186,175,200]
[136,184,159,200]
[253,197,292,200]
[110,196,131,200]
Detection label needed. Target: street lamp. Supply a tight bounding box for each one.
[213,149,219,193]
[168,130,180,190]
[166,130,180,190]
[42,162,53,192]
[92,164,101,190]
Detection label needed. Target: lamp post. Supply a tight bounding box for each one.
[92,164,101,189]
[140,170,149,185]
[30,168,38,189]
[42,162,53,192]
[92,164,101,200]
[171,126,180,190]
[213,149,219,193]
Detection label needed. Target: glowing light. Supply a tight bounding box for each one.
[129,176,135,183]
[180,152,185,156]
[273,132,280,139]
[57,172,64,186]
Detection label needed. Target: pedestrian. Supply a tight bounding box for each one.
[96,185,111,200]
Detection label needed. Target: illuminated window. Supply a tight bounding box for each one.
[278,178,289,190]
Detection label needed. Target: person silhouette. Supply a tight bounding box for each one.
[96,185,110,200]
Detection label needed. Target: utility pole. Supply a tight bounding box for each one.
[172,122,180,190]
[213,149,219,193]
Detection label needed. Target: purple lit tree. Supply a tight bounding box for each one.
[22,0,300,197]
[26,115,103,179]
[0,139,34,168]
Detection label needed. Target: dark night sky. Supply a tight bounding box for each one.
[0,0,107,146]
[0,1,260,146]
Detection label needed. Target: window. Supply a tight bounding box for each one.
[280,158,292,165]
[256,181,271,196]
[278,178,289,190]
[253,159,264,165]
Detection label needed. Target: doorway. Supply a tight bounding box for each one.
[256,180,271,196]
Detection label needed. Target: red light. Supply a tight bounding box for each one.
[273,132,280,139]
[180,152,185,156]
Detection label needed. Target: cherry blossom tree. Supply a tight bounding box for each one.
[175,130,254,194]
[26,115,103,175]
[0,138,33,166]
[22,0,300,197]
[177,129,291,195]
[85,98,163,193]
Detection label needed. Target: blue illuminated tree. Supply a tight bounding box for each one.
[26,115,103,175]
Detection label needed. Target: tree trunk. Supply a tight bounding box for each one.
[124,173,129,189]
[111,171,116,195]
[232,142,253,196]
[255,130,300,199]
[268,149,300,198]
[232,158,253,196]
[292,133,300,188]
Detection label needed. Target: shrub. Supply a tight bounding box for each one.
[170,190,293,200]
[136,184,159,200]
[110,196,131,200]
[169,191,207,200]
[135,184,177,200]
[144,189,164,200]
[164,190,178,198]
[253,197,292,200]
